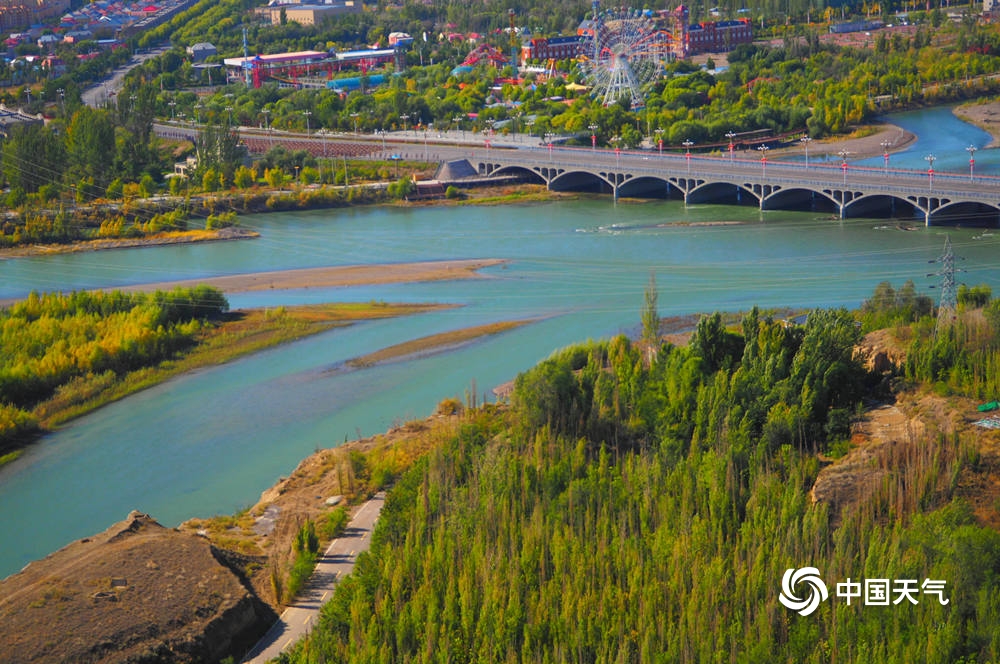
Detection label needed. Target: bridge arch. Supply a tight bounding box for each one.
[550,170,616,194]
[840,193,916,219]
[480,164,547,186]
[927,200,1000,227]
[687,181,757,206]
[762,186,839,214]
[618,175,677,199]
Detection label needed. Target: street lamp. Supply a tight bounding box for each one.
[838,149,849,185]
[225,105,233,125]
[168,99,176,121]
[611,136,621,167]
[683,139,694,173]
[967,145,977,182]
[800,135,812,169]
[655,128,664,156]
[544,132,555,162]
[757,144,769,175]
[194,102,203,124]
[262,108,271,147]
[350,112,359,134]
[925,154,936,191]
[880,140,891,175]
[399,113,409,133]
[452,116,464,139]
[303,110,311,135]
[589,123,598,150]
[726,131,736,163]
[56,87,64,114]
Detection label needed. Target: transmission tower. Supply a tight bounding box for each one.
[928,235,963,327]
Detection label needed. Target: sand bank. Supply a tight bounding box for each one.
[954,99,1000,148]
[767,123,916,161]
[115,259,508,296]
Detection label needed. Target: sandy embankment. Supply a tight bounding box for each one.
[767,123,917,161]
[953,99,1000,148]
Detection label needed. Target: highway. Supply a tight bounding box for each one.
[241,492,385,663]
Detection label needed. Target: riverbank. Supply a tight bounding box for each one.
[767,122,917,161]
[954,98,1000,148]
[0,227,259,260]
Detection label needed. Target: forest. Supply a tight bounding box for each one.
[278,285,1000,663]
[0,287,228,452]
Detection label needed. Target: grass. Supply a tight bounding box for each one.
[0,450,23,468]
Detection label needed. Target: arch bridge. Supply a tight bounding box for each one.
[475,148,1000,226]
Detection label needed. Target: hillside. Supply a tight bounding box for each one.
[283,306,1000,663]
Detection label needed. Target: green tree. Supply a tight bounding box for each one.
[2,123,65,194]
[65,107,116,190]
[641,271,659,347]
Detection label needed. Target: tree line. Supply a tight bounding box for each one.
[0,286,228,451]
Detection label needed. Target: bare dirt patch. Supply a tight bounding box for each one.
[0,512,275,663]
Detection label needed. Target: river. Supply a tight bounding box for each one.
[1,107,999,579]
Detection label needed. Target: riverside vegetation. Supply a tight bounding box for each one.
[0,288,449,461]
[275,282,1000,663]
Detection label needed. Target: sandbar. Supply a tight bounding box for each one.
[114,259,508,295]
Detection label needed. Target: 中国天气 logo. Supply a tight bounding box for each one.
[779,567,829,616]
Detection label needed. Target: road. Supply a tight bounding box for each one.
[241,492,385,663]
[81,45,170,108]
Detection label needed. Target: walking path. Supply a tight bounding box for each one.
[241,492,385,663]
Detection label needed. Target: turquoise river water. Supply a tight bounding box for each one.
[1,108,1000,579]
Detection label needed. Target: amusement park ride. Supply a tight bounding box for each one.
[224,2,749,108]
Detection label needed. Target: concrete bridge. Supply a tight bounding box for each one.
[154,122,1000,226]
[475,146,1000,226]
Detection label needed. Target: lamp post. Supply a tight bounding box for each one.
[377,128,386,155]
[225,105,233,125]
[726,131,736,163]
[350,112,359,134]
[925,154,936,191]
[526,119,535,140]
[544,132,554,163]
[655,128,664,156]
[302,110,311,136]
[838,149,849,185]
[399,113,409,133]
[800,135,812,169]
[683,139,693,173]
[967,145,977,182]
[56,87,64,114]
[611,136,621,168]
[757,144,768,175]
[168,99,176,121]
[589,123,598,150]
[880,140,891,175]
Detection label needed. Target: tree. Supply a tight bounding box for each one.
[2,123,65,194]
[65,107,116,190]
[641,272,660,347]
[195,119,243,186]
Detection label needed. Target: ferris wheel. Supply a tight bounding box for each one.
[579,2,671,109]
